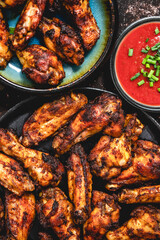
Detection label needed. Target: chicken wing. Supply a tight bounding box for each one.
[47,0,61,12]
[61,0,100,51]
[16,44,65,85]
[10,0,47,51]
[5,191,35,240]
[22,92,88,147]
[0,152,34,196]
[0,128,64,187]
[83,191,120,240]
[0,9,12,69]
[67,144,92,225]
[88,114,143,181]
[118,185,160,204]
[106,206,160,240]
[36,187,80,240]
[0,0,26,8]
[0,197,4,233]
[39,17,84,66]
[38,232,54,240]
[52,93,124,155]
[106,140,160,191]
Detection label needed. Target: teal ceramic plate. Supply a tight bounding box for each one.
[0,0,116,94]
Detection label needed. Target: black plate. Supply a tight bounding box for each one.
[0,87,160,239]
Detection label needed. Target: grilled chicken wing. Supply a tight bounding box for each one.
[22,92,88,147]
[88,114,143,181]
[0,152,34,196]
[17,44,65,85]
[0,128,64,187]
[36,187,80,240]
[106,206,160,240]
[106,140,160,191]
[0,197,4,233]
[39,17,84,66]
[61,0,100,51]
[38,232,54,240]
[52,93,124,155]
[83,191,120,240]
[0,9,12,69]
[5,191,35,240]
[10,0,47,51]
[0,0,26,8]
[47,0,61,12]
[118,185,160,204]
[67,144,92,225]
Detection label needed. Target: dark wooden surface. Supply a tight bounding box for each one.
[0,0,160,122]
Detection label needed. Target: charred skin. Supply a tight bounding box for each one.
[17,44,65,85]
[47,0,61,12]
[106,206,160,240]
[36,187,80,240]
[88,134,132,181]
[0,0,26,8]
[83,191,120,240]
[0,152,34,196]
[10,0,47,51]
[0,197,4,233]
[0,9,12,69]
[62,0,100,51]
[67,144,92,225]
[22,92,88,147]
[52,93,124,155]
[38,232,54,240]
[0,128,65,187]
[39,17,84,66]
[106,140,160,191]
[5,191,35,240]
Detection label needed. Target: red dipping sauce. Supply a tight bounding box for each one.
[115,22,160,106]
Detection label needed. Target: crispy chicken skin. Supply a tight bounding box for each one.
[61,0,100,51]
[83,191,120,240]
[0,9,12,69]
[22,92,88,147]
[106,140,160,191]
[67,144,92,225]
[88,114,143,181]
[0,0,26,8]
[106,206,160,240]
[5,191,35,240]
[38,232,54,240]
[0,128,64,187]
[52,93,124,155]
[47,0,61,12]
[118,185,160,204]
[17,44,65,85]
[10,0,47,51]
[0,152,34,196]
[0,197,4,232]
[39,17,84,66]
[36,187,80,240]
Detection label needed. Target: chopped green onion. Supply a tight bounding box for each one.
[143,72,148,77]
[146,59,157,65]
[149,55,155,60]
[148,70,154,78]
[141,49,148,54]
[154,64,157,69]
[155,27,160,35]
[157,88,160,92]
[156,56,160,61]
[142,58,147,65]
[156,68,160,77]
[130,72,141,81]
[151,75,159,81]
[141,69,144,73]
[145,38,149,42]
[146,46,150,51]
[137,80,145,86]
[150,82,154,87]
[146,63,150,68]
[146,55,150,59]
[149,78,155,82]
[128,48,134,56]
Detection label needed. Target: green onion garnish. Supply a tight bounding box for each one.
[155,27,160,35]
[157,88,160,92]
[150,82,154,87]
[143,72,148,77]
[148,70,154,78]
[146,46,150,51]
[142,58,147,65]
[146,59,157,65]
[128,48,133,56]
[130,72,141,81]
[151,75,159,81]
[156,68,160,77]
[137,80,145,86]
[145,38,149,42]
[146,63,150,68]
[141,69,144,73]
[141,49,148,54]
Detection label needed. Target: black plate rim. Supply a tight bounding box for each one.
[0,0,116,95]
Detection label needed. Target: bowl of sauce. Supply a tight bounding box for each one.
[111,17,160,112]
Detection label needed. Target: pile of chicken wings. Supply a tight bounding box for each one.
[0,91,159,239]
[0,0,100,85]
